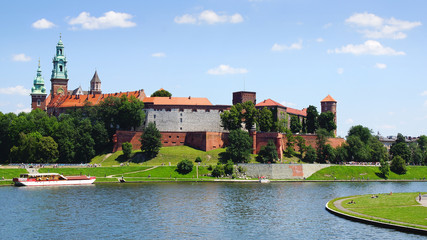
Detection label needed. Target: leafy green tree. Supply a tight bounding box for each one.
[335,145,348,163]
[258,107,273,132]
[290,115,302,133]
[117,95,145,131]
[37,136,58,163]
[275,112,288,133]
[390,155,407,174]
[140,122,162,159]
[226,129,252,163]
[97,96,121,137]
[417,135,427,152]
[224,161,234,175]
[220,103,243,130]
[346,135,370,162]
[211,164,225,177]
[318,111,336,136]
[91,121,109,154]
[256,140,278,163]
[303,145,317,163]
[284,129,295,157]
[395,133,406,144]
[151,89,172,97]
[316,128,330,163]
[122,142,133,159]
[257,107,273,132]
[370,137,388,163]
[0,112,16,163]
[9,132,42,163]
[195,156,202,163]
[242,101,258,132]
[177,159,194,174]
[295,135,307,158]
[306,105,318,133]
[379,159,390,179]
[348,125,372,144]
[390,142,411,163]
[409,142,423,165]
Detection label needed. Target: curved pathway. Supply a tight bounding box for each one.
[107,166,159,178]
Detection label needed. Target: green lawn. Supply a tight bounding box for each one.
[38,166,151,177]
[330,192,427,228]
[308,166,427,180]
[0,168,28,179]
[124,166,211,179]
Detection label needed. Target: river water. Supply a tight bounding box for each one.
[0,182,425,239]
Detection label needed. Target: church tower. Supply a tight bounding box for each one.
[89,70,102,94]
[50,36,69,96]
[321,94,337,136]
[31,60,47,110]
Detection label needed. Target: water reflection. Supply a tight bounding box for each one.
[0,182,425,239]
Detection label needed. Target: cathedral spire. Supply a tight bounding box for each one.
[50,36,69,96]
[31,61,47,111]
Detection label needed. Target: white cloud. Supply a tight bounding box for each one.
[316,38,324,42]
[68,11,136,30]
[151,52,166,58]
[271,40,303,51]
[375,63,387,69]
[32,18,56,29]
[207,65,248,75]
[345,12,421,39]
[345,118,354,124]
[337,68,344,74]
[175,10,243,25]
[280,101,296,107]
[421,91,427,96]
[328,40,405,56]
[12,54,31,62]
[0,86,30,96]
[15,107,31,114]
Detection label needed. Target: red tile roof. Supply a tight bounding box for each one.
[143,97,212,106]
[321,94,336,102]
[47,90,146,108]
[256,98,307,116]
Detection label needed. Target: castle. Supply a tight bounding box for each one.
[31,38,340,158]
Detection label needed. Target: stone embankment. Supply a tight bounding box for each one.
[238,163,331,179]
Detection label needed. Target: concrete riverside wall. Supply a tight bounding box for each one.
[238,163,331,179]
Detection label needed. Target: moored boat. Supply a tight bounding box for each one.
[13,173,96,186]
[259,176,270,183]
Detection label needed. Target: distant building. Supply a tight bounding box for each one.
[321,94,337,136]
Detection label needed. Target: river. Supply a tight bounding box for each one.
[0,182,425,239]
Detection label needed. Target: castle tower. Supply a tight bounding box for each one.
[50,36,69,96]
[232,91,256,105]
[321,94,337,135]
[89,70,102,94]
[31,60,47,110]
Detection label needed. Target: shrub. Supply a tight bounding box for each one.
[390,155,407,174]
[195,156,202,163]
[256,140,278,163]
[303,145,317,163]
[207,165,213,171]
[122,142,132,159]
[140,122,162,159]
[211,164,225,177]
[224,161,234,175]
[379,159,390,179]
[176,159,194,175]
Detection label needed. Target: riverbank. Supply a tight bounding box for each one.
[326,192,427,235]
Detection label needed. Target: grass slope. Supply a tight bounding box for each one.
[330,192,427,228]
[308,166,427,180]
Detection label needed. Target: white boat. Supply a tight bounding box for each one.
[259,176,270,183]
[13,173,96,186]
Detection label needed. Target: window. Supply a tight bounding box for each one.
[180,113,183,116]
[180,118,182,123]
[37,99,41,106]
[59,65,63,72]
[205,109,210,112]
[169,136,171,138]
[154,114,156,119]
[179,108,184,112]
[177,136,180,138]
[166,108,171,112]
[192,109,197,112]
[180,127,182,130]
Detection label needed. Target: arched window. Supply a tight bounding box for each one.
[59,65,63,72]
[37,99,41,106]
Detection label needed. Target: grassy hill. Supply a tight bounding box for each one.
[308,165,427,180]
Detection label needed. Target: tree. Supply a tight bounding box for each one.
[226,129,252,163]
[211,164,225,177]
[290,115,302,133]
[177,159,193,174]
[346,135,370,162]
[417,135,427,152]
[390,155,407,174]
[409,142,423,165]
[151,89,172,97]
[390,142,411,163]
[348,125,372,144]
[306,105,318,133]
[242,101,258,132]
[318,111,336,136]
[304,145,317,163]
[335,145,348,163]
[379,159,390,179]
[140,122,162,159]
[258,107,273,132]
[220,103,243,131]
[284,129,295,157]
[370,137,388,163]
[256,140,278,163]
[37,136,58,163]
[122,142,132,159]
[295,136,307,158]
[224,161,234,175]
[316,128,330,163]
[117,95,145,131]
[395,133,406,144]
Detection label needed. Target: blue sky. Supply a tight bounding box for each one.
[0,0,426,138]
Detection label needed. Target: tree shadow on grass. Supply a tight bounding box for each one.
[115,154,129,163]
[131,152,148,164]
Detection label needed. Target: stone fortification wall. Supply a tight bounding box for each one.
[145,108,224,132]
[238,163,331,179]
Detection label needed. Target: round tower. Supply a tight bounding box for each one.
[321,94,337,135]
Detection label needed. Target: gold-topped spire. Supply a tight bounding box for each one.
[38,58,40,67]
